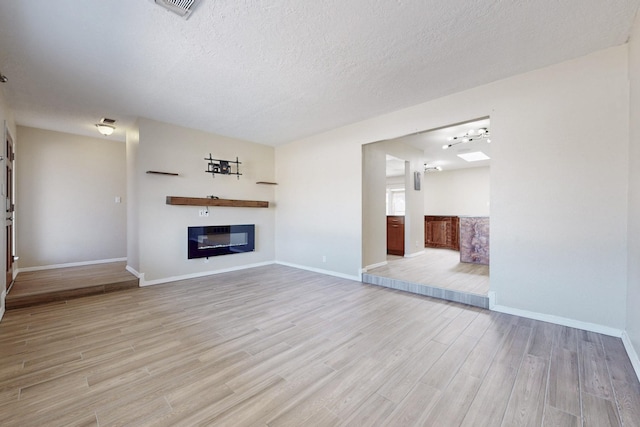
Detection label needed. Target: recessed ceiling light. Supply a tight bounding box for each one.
[457,151,490,162]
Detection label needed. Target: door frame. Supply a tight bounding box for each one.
[4,122,14,294]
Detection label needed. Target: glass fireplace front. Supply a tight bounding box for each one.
[188,224,255,259]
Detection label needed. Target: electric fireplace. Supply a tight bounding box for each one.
[188,225,255,259]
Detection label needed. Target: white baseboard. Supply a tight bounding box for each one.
[361,261,388,273]
[139,261,276,287]
[405,250,425,258]
[622,331,640,383]
[275,261,361,282]
[491,303,623,338]
[17,257,127,273]
[125,265,141,278]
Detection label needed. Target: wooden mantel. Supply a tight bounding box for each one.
[166,196,269,208]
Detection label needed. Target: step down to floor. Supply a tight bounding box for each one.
[362,273,489,309]
[6,262,139,310]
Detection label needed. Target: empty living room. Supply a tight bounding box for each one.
[1,1,640,426]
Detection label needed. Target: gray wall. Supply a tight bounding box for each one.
[16,126,126,267]
[626,11,640,370]
[276,45,629,332]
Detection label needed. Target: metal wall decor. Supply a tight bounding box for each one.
[204,154,242,179]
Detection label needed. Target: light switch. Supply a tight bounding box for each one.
[115,196,121,203]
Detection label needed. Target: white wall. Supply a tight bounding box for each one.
[15,126,126,268]
[133,118,275,283]
[424,166,490,216]
[276,136,362,279]
[361,140,424,269]
[0,87,16,319]
[126,122,140,274]
[276,45,629,331]
[626,11,640,368]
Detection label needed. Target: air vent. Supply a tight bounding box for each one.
[149,0,200,19]
[100,117,116,125]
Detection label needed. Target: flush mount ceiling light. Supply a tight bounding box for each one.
[149,0,201,19]
[424,164,442,172]
[95,117,116,136]
[457,151,490,162]
[442,127,491,150]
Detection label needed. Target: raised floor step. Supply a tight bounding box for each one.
[6,261,139,310]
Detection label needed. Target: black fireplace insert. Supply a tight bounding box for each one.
[188,224,255,259]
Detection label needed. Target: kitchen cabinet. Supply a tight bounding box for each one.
[387,216,405,256]
[425,216,459,250]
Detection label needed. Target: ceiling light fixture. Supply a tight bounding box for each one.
[0,71,7,83]
[442,127,491,150]
[424,164,442,172]
[95,117,117,136]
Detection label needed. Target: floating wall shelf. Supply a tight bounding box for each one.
[166,196,269,208]
[147,170,179,176]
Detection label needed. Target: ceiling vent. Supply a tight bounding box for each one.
[149,0,201,19]
[99,117,116,125]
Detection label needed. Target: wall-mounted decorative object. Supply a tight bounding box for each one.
[204,154,242,179]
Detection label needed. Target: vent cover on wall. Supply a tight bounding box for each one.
[149,0,200,19]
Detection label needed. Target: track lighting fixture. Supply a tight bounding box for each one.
[442,128,491,150]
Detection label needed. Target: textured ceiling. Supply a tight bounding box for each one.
[0,1,638,145]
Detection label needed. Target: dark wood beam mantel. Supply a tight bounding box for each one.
[165,196,269,208]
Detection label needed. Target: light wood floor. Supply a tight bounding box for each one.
[368,248,490,295]
[0,265,638,426]
[6,262,139,309]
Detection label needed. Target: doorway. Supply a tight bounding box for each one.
[363,117,491,301]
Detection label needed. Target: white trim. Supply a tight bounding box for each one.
[491,303,623,338]
[361,261,388,273]
[0,289,5,322]
[275,261,361,282]
[139,261,276,287]
[622,331,640,383]
[488,291,496,309]
[125,265,141,278]
[16,257,127,273]
[404,250,425,258]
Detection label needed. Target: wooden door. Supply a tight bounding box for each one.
[5,130,14,289]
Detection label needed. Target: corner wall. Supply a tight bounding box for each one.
[15,126,126,268]
[276,45,629,331]
[626,10,640,375]
[134,118,276,283]
[362,139,425,269]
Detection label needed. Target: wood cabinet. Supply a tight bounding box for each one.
[425,216,459,250]
[387,216,405,256]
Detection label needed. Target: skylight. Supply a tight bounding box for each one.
[457,151,490,162]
